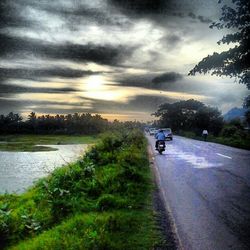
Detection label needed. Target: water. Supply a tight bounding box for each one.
[0,144,88,194]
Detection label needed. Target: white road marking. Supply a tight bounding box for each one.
[216,153,232,159]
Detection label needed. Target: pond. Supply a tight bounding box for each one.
[0,144,88,194]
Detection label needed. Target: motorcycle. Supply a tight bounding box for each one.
[156,140,165,154]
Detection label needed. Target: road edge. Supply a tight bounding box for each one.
[147,143,183,250]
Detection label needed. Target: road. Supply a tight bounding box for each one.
[148,135,250,250]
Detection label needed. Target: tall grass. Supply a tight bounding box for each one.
[0,130,161,249]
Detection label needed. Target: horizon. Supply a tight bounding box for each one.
[1,103,246,123]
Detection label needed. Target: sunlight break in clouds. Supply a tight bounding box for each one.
[85,75,105,91]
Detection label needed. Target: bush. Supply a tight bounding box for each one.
[0,130,161,249]
[221,125,238,137]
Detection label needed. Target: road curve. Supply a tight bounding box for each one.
[148,135,250,250]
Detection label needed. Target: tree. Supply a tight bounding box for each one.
[189,0,250,89]
[243,93,250,125]
[194,106,224,136]
[28,112,37,132]
[153,99,205,132]
[154,99,224,135]
[245,110,250,126]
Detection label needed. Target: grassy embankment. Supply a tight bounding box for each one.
[178,130,250,150]
[0,135,98,152]
[0,130,163,249]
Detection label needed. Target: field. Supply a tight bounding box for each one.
[0,135,98,152]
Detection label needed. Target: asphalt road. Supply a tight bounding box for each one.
[148,135,250,250]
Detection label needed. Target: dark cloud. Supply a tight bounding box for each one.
[0,98,91,115]
[108,0,212,25]
[114,74,153,88]
[188,12,212,24]
[197,15,212,24]
[166,34,182,45]
[108,0,172,15]
[113,72,215,95]
[188,12,196,19]
[0,82,77,97]
[152,72,183,84]
[0,0,131,39]
[26,1,131,28]
[86,94,174,114]
[0,0,34,29]
[0,33,134,66]
[160,34,183,49]
[0,67,97,82]
[114,72,183,90]
[107,0,178,27]
[0,99,26,114]
[172,12,185,18]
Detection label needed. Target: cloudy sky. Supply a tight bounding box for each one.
[0,0,249,121]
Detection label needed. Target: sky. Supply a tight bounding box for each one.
[0,0,249,121]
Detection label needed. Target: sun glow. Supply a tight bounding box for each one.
[85,75,104,91]
[83,75,133,102]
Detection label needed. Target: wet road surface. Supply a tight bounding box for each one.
[148,135,250,250]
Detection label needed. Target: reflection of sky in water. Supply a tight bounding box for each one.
[0,145,88,194]
[165,145,223,169]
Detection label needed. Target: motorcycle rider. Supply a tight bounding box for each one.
[155,129,166,149]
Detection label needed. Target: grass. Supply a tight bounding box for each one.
[9,211,156,250]
[0,135,98,152]
[178,131,250,150]
[0,130,163,249]
[0,143,57,152]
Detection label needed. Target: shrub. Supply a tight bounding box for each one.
[0,130,160,249]
[221,125,238,137]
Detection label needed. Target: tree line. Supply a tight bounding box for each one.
[153,99,225,136]
[0,112,142,135]
[153,99,250,149]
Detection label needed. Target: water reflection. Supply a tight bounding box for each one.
[0,144,88,193]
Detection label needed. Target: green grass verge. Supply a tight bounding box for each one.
[0,130,162,249]
[0,135,97,152]
[178,131,250,150]
[9,211,156,250]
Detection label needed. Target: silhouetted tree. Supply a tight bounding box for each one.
[189,0,250,88]
[245,110,250,126]
[28,112,37,132]
[0,112,23,133]
[154,99,205,132]
[243,95,250,125]
[194,106,224,136]
[154,99,224,135]
[0,111,144,135]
